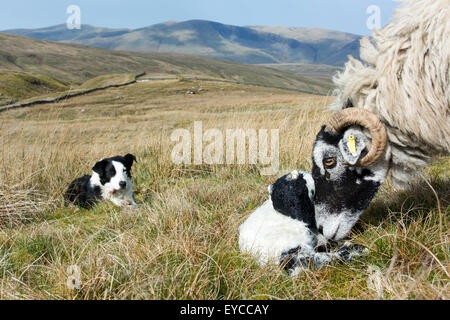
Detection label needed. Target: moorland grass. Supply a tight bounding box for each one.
[0,80,447,299]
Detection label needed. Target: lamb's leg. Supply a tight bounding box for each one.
[280,242,369,276]
[280,246,334,276]
[334,241,370,261]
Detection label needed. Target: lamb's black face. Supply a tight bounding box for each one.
[270,170,316,229]
[92,154,137,190]
[311,126,389,240]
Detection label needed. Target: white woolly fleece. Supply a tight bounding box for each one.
[239,200,316,266]
[331,0,449,188]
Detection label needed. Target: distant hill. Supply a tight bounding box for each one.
[260,63,342,79]
[0,32,334,95]
[249,26,361,66]
[3,20,362,66]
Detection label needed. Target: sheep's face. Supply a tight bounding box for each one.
[311,126,389,240]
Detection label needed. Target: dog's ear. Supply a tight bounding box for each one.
[123,153,137,170]
[92,159,108,176]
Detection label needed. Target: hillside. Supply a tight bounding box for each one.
[0,32,334,96]
[0,72,69,102]
[3,20,362,66]
[260,63,342,79]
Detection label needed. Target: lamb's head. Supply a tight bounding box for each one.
[312,108,391,240]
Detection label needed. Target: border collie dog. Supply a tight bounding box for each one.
[239,170,368,276]
[65,154,137,209]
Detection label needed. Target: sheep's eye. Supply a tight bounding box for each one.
[323,157,337,168]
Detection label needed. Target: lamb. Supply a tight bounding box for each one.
[330,0,449,189]
[239,170,368,276]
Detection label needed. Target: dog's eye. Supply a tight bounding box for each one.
[323,157,337,168]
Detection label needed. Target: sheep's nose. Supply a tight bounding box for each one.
[119,181,127,189]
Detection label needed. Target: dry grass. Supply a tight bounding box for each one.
[0,79,447,299]
[0,185,50,227]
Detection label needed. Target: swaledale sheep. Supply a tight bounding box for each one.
[308,0,449,243]
[331,0,449,189]
[312,117,391,240]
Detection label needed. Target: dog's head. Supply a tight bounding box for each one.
[92,154,137,195]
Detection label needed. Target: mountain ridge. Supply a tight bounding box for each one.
[3,20,362,66]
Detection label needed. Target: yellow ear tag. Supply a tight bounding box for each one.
[348,135,357,155]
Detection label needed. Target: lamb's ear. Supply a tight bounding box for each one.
[123,153,137,170]
[92,159,108,175]
[338,129,367,165]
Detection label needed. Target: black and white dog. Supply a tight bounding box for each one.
[65,154,137,209]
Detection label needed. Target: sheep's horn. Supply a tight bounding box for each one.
[327,108,387,167]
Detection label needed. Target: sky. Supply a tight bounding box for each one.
[0,0,400,35]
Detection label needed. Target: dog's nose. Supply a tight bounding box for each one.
[119,181,127,189]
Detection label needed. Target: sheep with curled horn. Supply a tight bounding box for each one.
[312,108,390,240]
[312,0,449,241]
[330,0,449,189]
